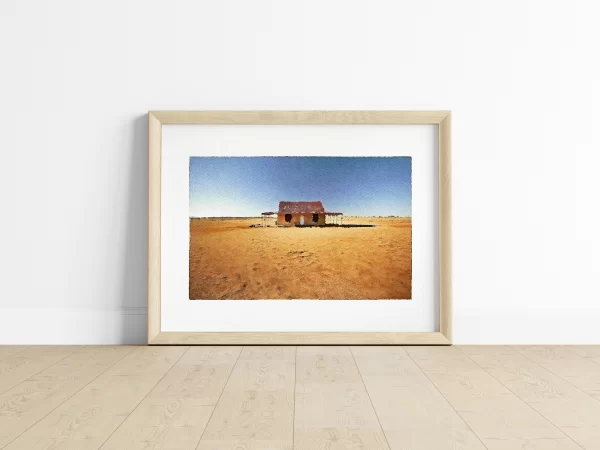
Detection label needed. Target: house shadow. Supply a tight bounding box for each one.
[321,224,376,228]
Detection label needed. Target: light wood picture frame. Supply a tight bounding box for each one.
[148,111,452,345]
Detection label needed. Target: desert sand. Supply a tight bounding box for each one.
[189,217,411,300]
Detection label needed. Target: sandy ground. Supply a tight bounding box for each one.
[189,217,411,300]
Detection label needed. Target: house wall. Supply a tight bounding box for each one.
[277,213,325,227]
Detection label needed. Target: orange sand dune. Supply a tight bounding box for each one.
[189,217,411,300]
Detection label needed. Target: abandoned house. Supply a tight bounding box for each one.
[277,201,326,227]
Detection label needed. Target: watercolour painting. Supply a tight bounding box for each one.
[189,156,412,300]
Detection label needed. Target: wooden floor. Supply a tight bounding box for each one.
[0,346,599,449]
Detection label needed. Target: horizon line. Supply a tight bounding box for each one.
[190,215,412,219]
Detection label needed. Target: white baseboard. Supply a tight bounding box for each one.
[1,306,598,345]
[0,307,148,344]
[453,307,600,344]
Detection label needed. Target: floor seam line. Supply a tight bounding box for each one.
[562,346,600,366]
[0,346,32,364]
[1,345,137,449]
[292,346,297,449]
[194,346,244,450]
[510,345,600,404]
[455,346,585,450]
[350,346,392,450]
[0,346,86,397]
[97,346,190,450]
[403,346,490,450]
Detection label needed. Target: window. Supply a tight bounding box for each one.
[312,214,319,223]
[285,214,292,223]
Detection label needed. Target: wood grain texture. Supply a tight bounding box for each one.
[0,347,29,362]
[439,112,452,341]
[352,346,484,450]
[197,346,295,450]
[148,111,162,344]
[149,110,450,125]
[148,110,452,346]
[295,346,389,450]
[1,346,600,448]
[0,346,134,448]
[458,345,600,450]
[149,332,451,346]
[513,345,600,399]
[4,346,187,450]
[406,346,582,450]
[101,346,241,450]
[565,346,600,365]
[0,346,83,395]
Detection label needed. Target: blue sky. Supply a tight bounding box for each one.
[189,157,411,217]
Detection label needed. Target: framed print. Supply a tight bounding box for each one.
[148,111,451,345]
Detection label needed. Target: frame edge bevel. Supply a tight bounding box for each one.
[439,111,452,343]
[148,112,162,343]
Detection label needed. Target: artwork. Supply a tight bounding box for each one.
[148,111,452,345]
[188,157,412,300]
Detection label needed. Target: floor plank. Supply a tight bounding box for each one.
[0,346,135,449]
[565,345,600,364]
[4,346,187,450]
[101,346,241,450]
[0,347,30,362]
[0,345,597,449]
[405,346,582,450]
[0,346,84,395]
[352,346,485,450]
[295,346,389,450]
[565,346,600,365]
[459,345,600,450]
[196,346,295,450]
[513,345,600,399]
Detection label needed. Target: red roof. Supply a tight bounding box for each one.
[278,201,325,214]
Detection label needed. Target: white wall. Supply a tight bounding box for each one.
[1,0,598,344]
